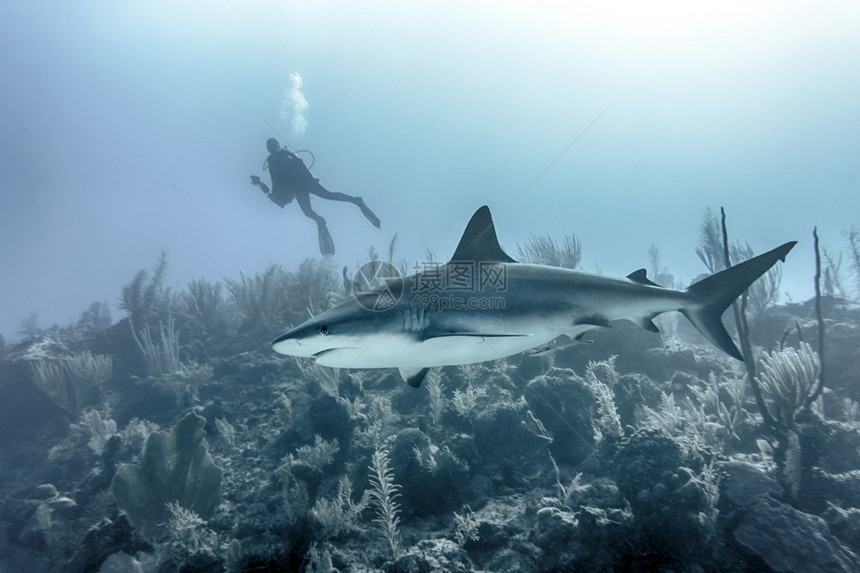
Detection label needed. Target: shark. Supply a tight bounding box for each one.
[273,206,796,387]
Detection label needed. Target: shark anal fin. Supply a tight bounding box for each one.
[398,367,430,388]
[627,269,662,287]
[575,316,611,328]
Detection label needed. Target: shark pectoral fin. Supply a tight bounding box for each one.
[641,315,660,333]
[398,367,430,388]
[527,335,581,356]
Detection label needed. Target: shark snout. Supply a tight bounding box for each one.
[272,333,312,357]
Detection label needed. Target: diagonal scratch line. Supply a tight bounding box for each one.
[344,333,382,370]
[479,336,507,363]
[497,106,609,221]
[255,110,287,144]
[254,110,385,238]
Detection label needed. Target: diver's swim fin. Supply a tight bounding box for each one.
[356,198,381,228]
[318,222,335,256]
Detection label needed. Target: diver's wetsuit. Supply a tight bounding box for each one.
[268,148,379,221]
[252,144,381,255]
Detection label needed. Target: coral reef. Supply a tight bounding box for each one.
[1,254,860,572]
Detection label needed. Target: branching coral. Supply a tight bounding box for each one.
[79,409,118,454]
[521,410,553,444]
[450,383,487,419]
[452,504,480,547]
[224,264,291,328]
[163,501,217,556]
[283,435,340,474]
[357,396,397,449]
[642,392,684,436]
[517,233,582,269]
[311,476,370,539]
[292,257,343,316]
[131,318,182,377]
[425,369,446,426]
[180,278,226,333]
[690,372,746,441]
[30,351,112,413]
[131,318,211,406]
[368,448,402,558]
[582,357,622,443]
[755,342,820,428]
[121,249,172,326]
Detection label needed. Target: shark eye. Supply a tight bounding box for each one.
[319,326,330,336]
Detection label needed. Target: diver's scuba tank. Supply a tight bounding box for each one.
[263,149,315,171]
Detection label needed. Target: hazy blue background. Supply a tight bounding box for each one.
[2,0,859,341]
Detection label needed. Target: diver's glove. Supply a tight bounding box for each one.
[250,175,262,186]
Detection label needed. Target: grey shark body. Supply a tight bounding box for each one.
[273,206,796,387]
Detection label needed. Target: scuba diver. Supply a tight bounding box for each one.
[251,138,381,256]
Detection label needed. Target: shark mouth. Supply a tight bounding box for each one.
[312,348,338,358]
[311,347,360,360]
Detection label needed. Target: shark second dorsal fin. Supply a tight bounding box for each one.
[450,206,517,263]
[627,269,662,287]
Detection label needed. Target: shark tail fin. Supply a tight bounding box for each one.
[682,241,796,360]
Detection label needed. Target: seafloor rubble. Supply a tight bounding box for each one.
[1,262,859,572]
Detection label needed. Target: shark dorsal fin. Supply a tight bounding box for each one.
[627,269,662,287]
[450,206,516,263]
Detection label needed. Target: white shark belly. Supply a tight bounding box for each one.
[314,332,556,369]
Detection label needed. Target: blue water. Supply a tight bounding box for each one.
[2,0,859,339]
